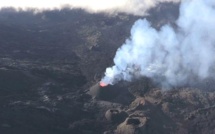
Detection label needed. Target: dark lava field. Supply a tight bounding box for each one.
[0,3,215,134]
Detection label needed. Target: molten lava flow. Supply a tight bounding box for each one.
[100,81,108,87]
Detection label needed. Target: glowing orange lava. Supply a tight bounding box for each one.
[100,81,108,87]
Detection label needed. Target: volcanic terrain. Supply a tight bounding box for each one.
[0,3,215,134]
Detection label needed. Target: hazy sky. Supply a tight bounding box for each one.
[0,0,180,15]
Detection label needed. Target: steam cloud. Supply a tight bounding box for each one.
[0,0,179,15]
[101,0,215,87]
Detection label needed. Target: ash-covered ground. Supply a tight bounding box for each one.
[0,3,215,134]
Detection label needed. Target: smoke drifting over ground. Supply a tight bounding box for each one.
[0,0,179,15]
[102,0,215,88]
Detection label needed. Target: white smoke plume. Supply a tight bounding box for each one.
[0,0,179,15]
[101,0,215,87]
